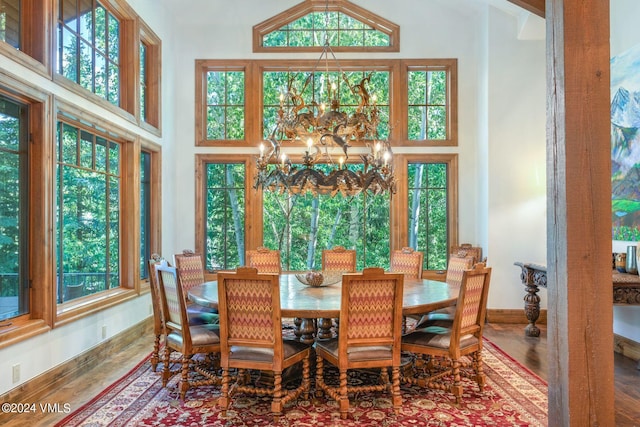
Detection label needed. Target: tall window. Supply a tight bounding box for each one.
[0,0,20,49]
[203,162,245,271]
[56,121,120,303]
[57,0,120,105]
[140,150,150,279]
[407,161,449,271]
[139,42,146,121]
[0,95,28,321]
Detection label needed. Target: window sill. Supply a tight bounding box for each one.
[0,319,51,350]
[56,288,138,327]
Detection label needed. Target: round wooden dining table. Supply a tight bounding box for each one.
[188,273,459,345]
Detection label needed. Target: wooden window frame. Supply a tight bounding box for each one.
[391,153,459,280]
[401,59,458,146]
[0,72,52,348]
[138,20,161,135]
[0,0,49,76]
[195,153,459,278]
[54,0,138,123]
[194,154,260,276]
[196,59,457,148]
[53,102,139,327]
[253,0,400,53]
[138,139,161,292]
[195,60,257,147]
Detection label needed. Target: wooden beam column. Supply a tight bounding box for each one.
[546,0,613,425]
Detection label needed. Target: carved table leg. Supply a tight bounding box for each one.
[518,264,543,337]
[299,318,316,345]
[317,318,334,340]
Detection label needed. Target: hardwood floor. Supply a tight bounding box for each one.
[2,323,639,426]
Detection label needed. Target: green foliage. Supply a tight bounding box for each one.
[55,122,120,302]
[58,2,120,106]
[263,11,390,48]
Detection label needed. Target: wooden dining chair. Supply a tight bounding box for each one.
[401,263,492,403]
[390,247,424,278]
[246,246,282,274]
[148,254,168,372]
[413,254,475,330]
[156,264,222,399]
[217,267,311,422]
[321,245,357,272]
[174,249,218,325]
[315,267,404,420]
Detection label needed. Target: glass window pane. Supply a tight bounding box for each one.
[0,96,28,320]
[108,141,119,174]
[206,70,245,141]
[107,61,119,105]
[78,0,93,41]
[139,43,147,121]
[408,68,450,141]
[140,151,151,279]
[79,39,93,91]
[262,165,389,272]
[205,163,245,271]
[107,12,119,60]
[79,131,93,169]
[427,106,446,140]
[61,29,78,81]
[94,52,106,98]
[0,0,21,48]
[95,137,107,172]
[57,0,120,104]
[407,162,448,271]
[94,4,106,53]
[56,123,121,303]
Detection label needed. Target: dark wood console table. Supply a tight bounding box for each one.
[514,262,640,337]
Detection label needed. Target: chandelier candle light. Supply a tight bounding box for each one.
[254,4,396,197]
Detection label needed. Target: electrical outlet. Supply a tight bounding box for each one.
[101,325,107,340]
[12,364,20,383]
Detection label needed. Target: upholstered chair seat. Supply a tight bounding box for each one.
[401,325,480,349]
[166,324,220,348]
[227,339,309,362]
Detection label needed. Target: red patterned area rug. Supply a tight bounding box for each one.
[55,339,547,426]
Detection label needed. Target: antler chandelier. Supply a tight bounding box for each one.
[254,5,396,197]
